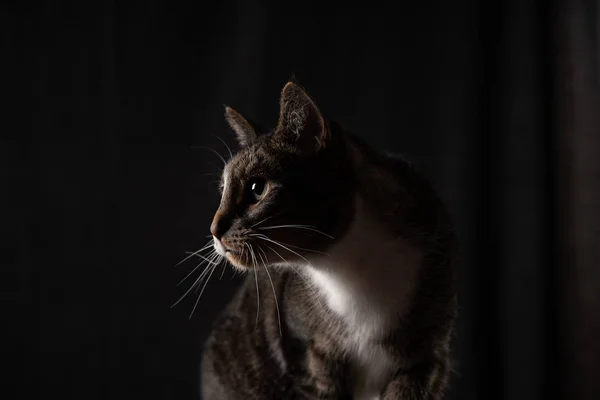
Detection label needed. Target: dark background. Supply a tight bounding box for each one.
[5,1,599,399]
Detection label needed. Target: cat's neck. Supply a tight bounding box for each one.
[307,193,421,334]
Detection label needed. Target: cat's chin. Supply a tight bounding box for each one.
[224,252,252,271]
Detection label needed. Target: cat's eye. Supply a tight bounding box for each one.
[247,178,267,204]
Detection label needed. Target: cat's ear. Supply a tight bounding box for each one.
[224,106,259,147]
[274,82,329,152]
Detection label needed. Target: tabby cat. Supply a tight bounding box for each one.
[200,81,457,399]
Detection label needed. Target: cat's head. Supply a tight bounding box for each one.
[210,82,355,270]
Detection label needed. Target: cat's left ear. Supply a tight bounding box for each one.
[224,106,259,147]
[274,82,329,153]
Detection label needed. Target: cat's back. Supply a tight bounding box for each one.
[342,131,449,237]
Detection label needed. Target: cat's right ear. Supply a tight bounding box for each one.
[224,106,259,147]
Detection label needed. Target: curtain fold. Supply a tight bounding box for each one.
[557,1,600,399]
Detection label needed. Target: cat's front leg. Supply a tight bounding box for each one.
[287,342,350,400]
[381,360,447,400]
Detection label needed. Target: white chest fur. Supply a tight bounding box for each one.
[307,197,420,399]
[309,269,395,400]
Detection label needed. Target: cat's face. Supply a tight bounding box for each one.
[210,83,354,270]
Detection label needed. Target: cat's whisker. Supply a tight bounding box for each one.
[244,242,253,267]
[191,145,227,166]
[189,257,222,319]
[245,243,261,331]
[171,258,215,309]
[219,261,228,279]
[185,251,221,265]
[251,234,312,266]
[253,235,326,311]
[206,162,224,176]
[256,245,282,337]
[261,244,324,311]
[258,225,334,239]
[194,251,222,293]
[250,216,273,229]
[191,258,221,292]
[177,250,217,286]
[200,170,219,175]
[175,239,214,267]
[212,134,234,160]
[251,234,329,256]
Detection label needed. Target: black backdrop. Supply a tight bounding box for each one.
[5,1,600,399]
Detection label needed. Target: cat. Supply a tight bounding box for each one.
[200,81,457,399]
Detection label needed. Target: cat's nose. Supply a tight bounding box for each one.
[210,219,225,239]
[210,212,232,240]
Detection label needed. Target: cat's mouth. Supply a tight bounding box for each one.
[213,236,248,267]
[213,236,229,257]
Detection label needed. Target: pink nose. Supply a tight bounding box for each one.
[210,220,223,239]
[210,211,232,239]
